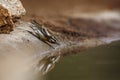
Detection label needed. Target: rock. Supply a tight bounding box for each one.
[0,0,26,33]
[0,0,26,17]
[0,21,60,80]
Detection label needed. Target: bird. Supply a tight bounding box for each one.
[27,20,59,49]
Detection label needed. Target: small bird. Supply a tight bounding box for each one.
[27,20,59,49]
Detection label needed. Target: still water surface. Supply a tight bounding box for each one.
[46,41,120,80]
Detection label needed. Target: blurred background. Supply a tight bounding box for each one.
[21,0,120,80]
[46,41,120,80]
[21,0,120,16]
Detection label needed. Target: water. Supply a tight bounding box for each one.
[46,41,120,80]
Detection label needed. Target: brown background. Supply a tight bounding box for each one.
[21,0,120,16]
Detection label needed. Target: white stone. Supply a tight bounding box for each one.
[0,0,26,17]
